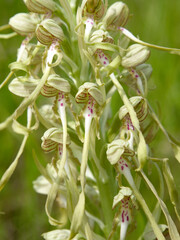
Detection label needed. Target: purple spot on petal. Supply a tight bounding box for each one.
[105,57,108,60]
[61,103,64,106]
[135,74,139,78]
[122,211,125,222]
[88,114,90,117]
[121,166,124,171]
[103,61,107,65]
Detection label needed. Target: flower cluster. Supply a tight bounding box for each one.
[0,0,180,240]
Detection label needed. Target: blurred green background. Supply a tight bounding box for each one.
[0,0,180,239]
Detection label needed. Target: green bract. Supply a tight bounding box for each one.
[8,76,38,97]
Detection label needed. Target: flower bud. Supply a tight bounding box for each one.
[9,13,37,36]
[119,96,148,122]
[121,44,150,68]
[41,127,70,152]
[103,2,129,30]
[82,0,105,20]
[75,82,104,106]
[24,0,56,14]
[36,19,64,45]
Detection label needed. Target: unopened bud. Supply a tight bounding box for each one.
[36,19,64,45]
[121,44,150,68]
[83,0,105,20]
[24,0,56,14]
[75,82,104,106]
[103,2,129,30]
[9,13,37,36]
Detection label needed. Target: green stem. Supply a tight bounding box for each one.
[0,32,17,39]
[90,141,113,236]
[148,102,170,141]
[122,171,166,240]
[110,73,147,169]
[0,66,51,130]
[0,106,32,192]
[109,73,140,130]
[80,116,92,189]
[57,100,68,181]
[132,186,166,240]
[0,24,10,32]
[58,0,75,34]
[140,169,180,240]
[0,71,13,89]
[69,114,92,238]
